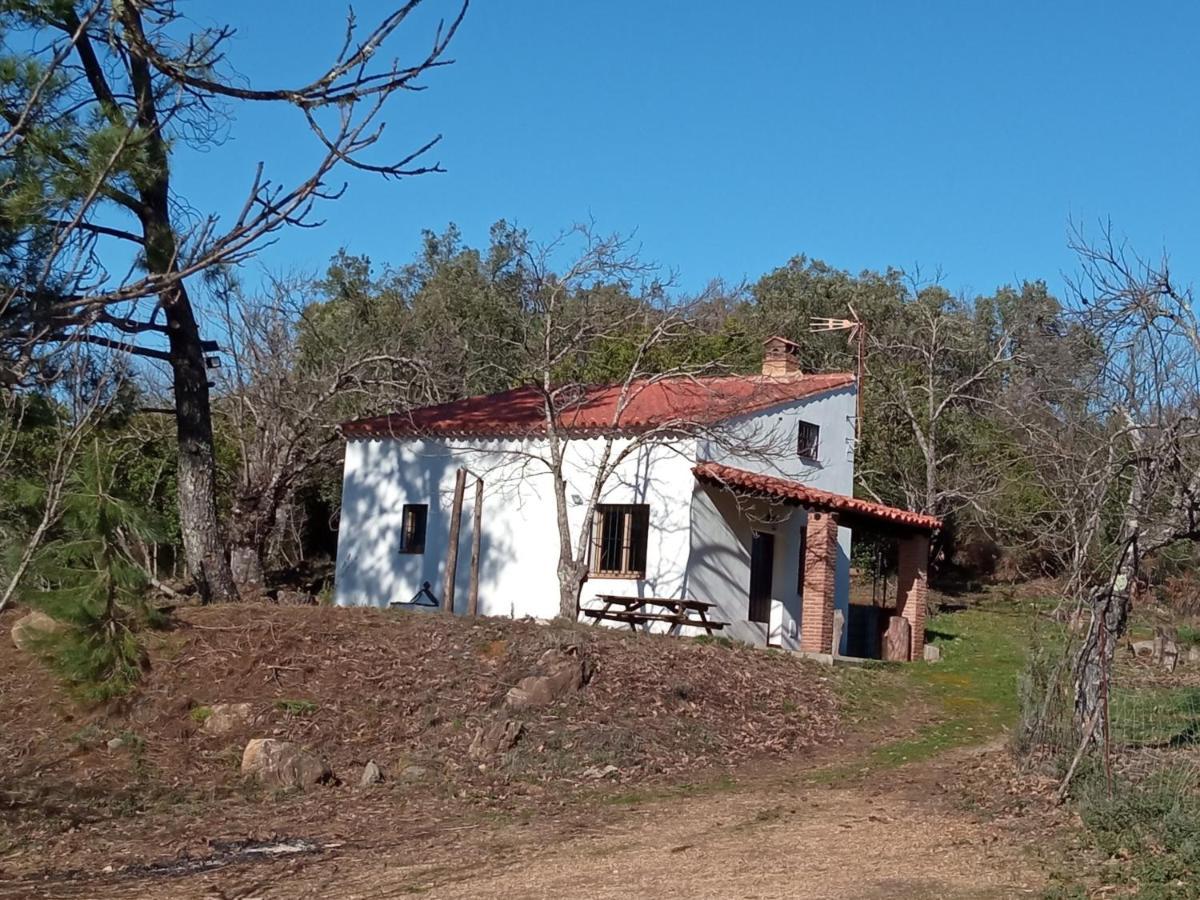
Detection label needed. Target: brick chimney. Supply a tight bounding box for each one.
[761,336,802,377]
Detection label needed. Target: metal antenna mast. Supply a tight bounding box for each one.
[810,307,866,444]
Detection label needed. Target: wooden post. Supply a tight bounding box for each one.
[442,467,467,613]
[467,475,484,616]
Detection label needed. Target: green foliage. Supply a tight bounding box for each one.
[189,705,213,724]
[275,698,318,717]
[20,441,167,701]
[1077,768,1200,896]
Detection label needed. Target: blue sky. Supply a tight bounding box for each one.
[173,1,1200,300]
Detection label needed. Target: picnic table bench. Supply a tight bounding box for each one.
[582,594,728,635]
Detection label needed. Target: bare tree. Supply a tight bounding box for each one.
[1059,226,1200,745]
[215,273,431,592]
[465,227,779,618]
[1,0,467,601]
[863,285,1016,537]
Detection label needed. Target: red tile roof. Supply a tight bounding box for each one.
[693,461,942,532]
[341,373,855,439]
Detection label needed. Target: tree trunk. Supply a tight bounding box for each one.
[165,292,238,604]
[229,543,266,595]
[1074,571,1132,744]
[123,8,237,604]
[557,557,587,620]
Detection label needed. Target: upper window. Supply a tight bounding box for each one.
[399,504,428,554]
[592,504,650,578]
[797,420,820,460]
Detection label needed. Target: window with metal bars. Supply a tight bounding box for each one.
[591,504,650,577]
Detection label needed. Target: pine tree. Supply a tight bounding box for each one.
[21,440,166,701]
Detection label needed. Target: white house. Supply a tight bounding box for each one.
[334,337,940,659]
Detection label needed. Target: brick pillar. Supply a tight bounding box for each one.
[896,534,930,661]
[799,512,839,653]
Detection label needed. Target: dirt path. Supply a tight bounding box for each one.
[17,747,1046,900]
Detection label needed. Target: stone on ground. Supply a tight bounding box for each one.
[923,643,941,662]
[241,738,330,789]
[504,647,586,709]
[11,610,66,652]
[202,702,253,735]
[360,760,383,786]
[882,617,912,662]
[469,717,524,759]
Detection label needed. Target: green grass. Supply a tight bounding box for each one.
[1177,624,1200,647]
[827,596,1037,775]
[1109,685,1200,747]
[274,699,319,717]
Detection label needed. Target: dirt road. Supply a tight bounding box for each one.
[15,747,1049,900]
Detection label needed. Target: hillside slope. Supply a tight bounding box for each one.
[1,604,841,880]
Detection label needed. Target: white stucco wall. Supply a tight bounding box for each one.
[333,434,696,618]
[333,383,857,652]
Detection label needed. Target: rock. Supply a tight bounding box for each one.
[201,702,253,736]
[582,764,619,779]
[468,717,523,759]
[11,610,65,652]
[882,617,912,662]
[241,738,330,789]
[1163,639,1180,673]
[107,737,127,751]
[923,643,941,663]
[1131,639,1156,658]
[1188,646,1200,665]
[360,760,383,786]
[504,647,586,709]
[400,765,428,781]
[831,609,845,656]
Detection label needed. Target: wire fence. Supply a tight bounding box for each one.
[1018,617,1200,889]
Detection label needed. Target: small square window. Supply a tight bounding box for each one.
[797,420,820,460]
[399,504,428,554]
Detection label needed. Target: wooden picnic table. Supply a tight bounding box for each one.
[582,594,728,635]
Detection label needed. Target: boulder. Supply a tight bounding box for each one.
[360,760,383,786]
[923,643,942,663]
[469,717,523,760]
[504,647,586,710]
[241,738,330,789]
[201,702,253,736]
[11,610,65,652]
[831,609,845,656]
[882,617,912,662]
[400,765,428,781]
[1188,646,1200,666]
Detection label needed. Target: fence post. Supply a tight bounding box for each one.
[442,467,467,613]
[467,475,484,616]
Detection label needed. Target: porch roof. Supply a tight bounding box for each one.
[693,461,942,533]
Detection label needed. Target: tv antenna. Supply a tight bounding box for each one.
[811,307,866,443]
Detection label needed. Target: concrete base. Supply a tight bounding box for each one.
[794,650,871,667]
